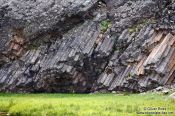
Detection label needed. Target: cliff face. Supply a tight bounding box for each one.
[0,0,174,93]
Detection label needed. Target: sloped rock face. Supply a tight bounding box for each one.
[95,28,175,92]
[0,0,175,93]
[94,0,175,92]
[0,0,109,93]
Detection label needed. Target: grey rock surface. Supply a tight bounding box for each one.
[0,0,98,52]
[0,0,175,93]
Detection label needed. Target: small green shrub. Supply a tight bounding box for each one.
[27,42,41,50]
[100,20,112,33]
[128,18,157,33]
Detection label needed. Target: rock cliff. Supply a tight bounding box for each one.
[0,0,175,93]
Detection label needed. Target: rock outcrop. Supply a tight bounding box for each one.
[0,0,175,93]
[169,92,175,99]
[95,28,175,92]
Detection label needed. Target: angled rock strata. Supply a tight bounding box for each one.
[0,0,175,93]
[95,28,175,92]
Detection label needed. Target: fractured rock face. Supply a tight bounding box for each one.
[0,20,112,93]
[7,28,26,59]
[0,0,98,52]
[96,27,175,92]
[0,0,175,93]
[106,0,158,33]
[0,0,103,93]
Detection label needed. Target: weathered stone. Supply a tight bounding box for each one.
[169,92,175,99]
[0,0,175,93]
[95,25,175,92]
[0,0,99,52]
[155,86,164,91]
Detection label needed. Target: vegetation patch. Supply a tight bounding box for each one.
[27,42,41,50]
[0,93,174,116]
[128,18,157,33]
[100,19,112,33]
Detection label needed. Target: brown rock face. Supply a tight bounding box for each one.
[7,29,26,59]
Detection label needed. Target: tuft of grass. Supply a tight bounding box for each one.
[27,43,41,50]
[100,20,112,33]
[128,18,157,33]
[0,93,174,116]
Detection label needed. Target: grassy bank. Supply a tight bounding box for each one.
[0,93,174,116]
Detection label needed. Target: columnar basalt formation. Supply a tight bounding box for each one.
[0,0,175,93]
[95,28,175,92]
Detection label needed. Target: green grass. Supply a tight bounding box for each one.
[128,18,157,33]
[0,93,174,116]
[100,20,112,33]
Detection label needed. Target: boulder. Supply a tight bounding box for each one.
[169,92,175,99]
